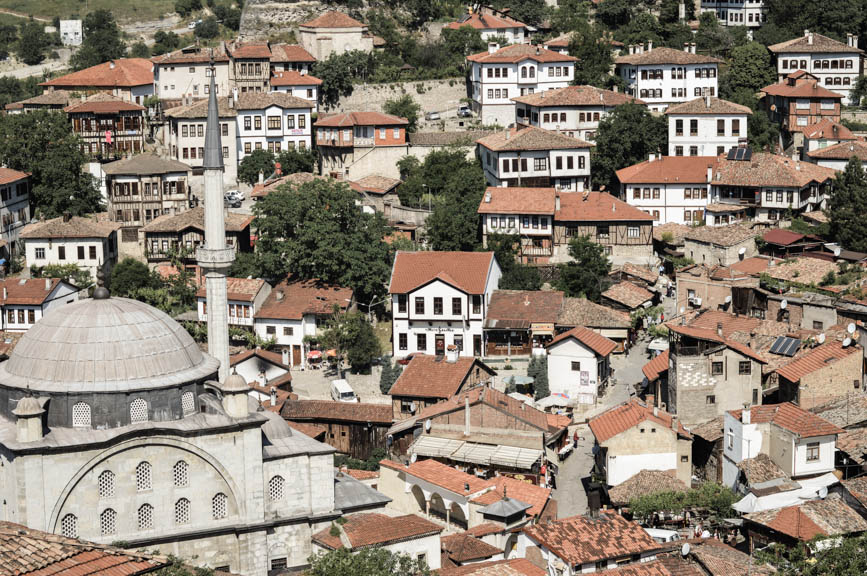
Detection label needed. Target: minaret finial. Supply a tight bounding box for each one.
[202,52,223,171]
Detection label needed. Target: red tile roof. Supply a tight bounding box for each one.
[807,139,867,161]
[476,125,592,151]
[229,347,291,372]
[607,469,689,506]
[729,402,843,438]
[667,324,767,363]
[270,70,322,86]
[602,281,654,309]
[775,340,861,384]
[467,44,577,64]
[548,325,617,356]
[485,290,565,328]
[0,168,28,186]
[512,84,643,108]
[803,119,855,140]
[380,458,494,495]
[616,46,722,66]
[269,44,317,63]
[302,10,366,28]
[478,187,556,215]
[470,475,551,517]
[616,156,715,185]
[590,398,692,444]
[282,399,393,424]
[227,41,272,59]
[445,11,526,31]
[744,495,867,541]
[312,513,442,550]
[557,191,654,222]
[250,172,326,199]
[730,256,779,276]
[665,97,752,116]
[286,420,326,438]
[441,533,503,562]
[761,79,842,99]
[341,468,379,481]
[41,58,153,88]
[762,228,806,246]
[843,476,867,510]
[712,153,837,189]
[64,92,146,114]
[196,277,265,301]
[439,559,546,576]
[389,251,495,294]
[315,111,408,127]
[682,309,761,338]
[388,355,494,399]
[522,511,659,566]
[254,277,353,320]
[769,32,863,54]
[642,350,669,383]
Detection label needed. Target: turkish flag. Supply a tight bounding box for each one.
[105,131,112,144]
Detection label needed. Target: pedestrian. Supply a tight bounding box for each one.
[572,430,578,448]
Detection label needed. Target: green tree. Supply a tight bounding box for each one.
[551,0,590,34]
[490,0,549,26]
[31,263,92,288]
[70,10,125,70]
[695,11,733,57]
[0,75,39,110]
[174,0,203,17]
[152,31,182,56]
[595,0,634,29]
[568,23,615,88]
[253,179,391,304]
[851,75,867,108]
[592,102,667,193]
[616,12,663,47]
[442,25,485,67]
[238,149,276,186]
[380,359,402,394]
[195,17,220,39]
[829,157,867,252]
[275,147,316,174]
[129,42,151,58]
[213,4,242,30]
[315,52,357,110]
[484,233,541,290]
[383,93,421,132]
[308,547,431,576]
[720,42,776,98]
[17,18,49,65]
[424,165,486,251]
[556,235,612,301]
[319,308,382,375]
[152,555,214,576]
[527,355,549,400]
[0,111,103,217]
[110,258,159,296]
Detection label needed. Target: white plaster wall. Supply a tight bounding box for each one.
[547,338,598,402]
[793,435,835,477]
[607,452,677,486]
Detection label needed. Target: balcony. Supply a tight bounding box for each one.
[354,137,375,147]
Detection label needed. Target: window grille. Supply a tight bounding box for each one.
[175,498,190,524]
[136,462,152,491]
[100,509,116,536]
[213,493,227,519]
[173,460,189,487]
[138,503,153,530]
[98,470,115,498]
[181,392,195,415]
[60,514,77,538]
[72,402,91,427]
[130,398,148,423]
[269,476,284,501]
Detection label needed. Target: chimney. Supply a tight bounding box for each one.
[555,193,561,211]
[488,42,499,54]
[853,35,859,49]
[232,87,238,104]
[706,94,711,108]
[281,347,289,365]
[464,394,471,436]
[446,344,459,363]
[684,42,690,53]
[484,190,492,203]
[647,40,653,52]
[109,60,115,69]
[647,394,656,407]
[649,153,656,162]
[2,287,6,301]
[678,0,685,21]
[691,43,696,54]
[62,211,71,223]
[671,414,678,431]
[270,386,277,406]
[742,404,751,425]
[228,94,233,108]
[807,30,813,45]
[716,322,723,337]
[653,406,659,417]
[613,85,619,93]
[707,165,713,183]
[639,43,645,54]
[629,44,635,55]
[258,171,264,184]
[44,278,51,291]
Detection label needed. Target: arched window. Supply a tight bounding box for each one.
[560,113,566,123]
[98,470,115,498]
[181,391,195,415]
[175,498,190,524]
[60,514,78,538]
[100,509,116,536]
[529,67,535,78]
[138,503,153,530]
[269,475,285,501]
[835,77,842,85]
[130,398,148,423]
[173,460,188,487]
[213,493,228,519]
[72,402,91,427]
[844,77,851,86]
[136,462,152,491]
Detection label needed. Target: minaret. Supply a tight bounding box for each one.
[198,60,234,381]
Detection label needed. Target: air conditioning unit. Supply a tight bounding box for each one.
[688,296,702,307]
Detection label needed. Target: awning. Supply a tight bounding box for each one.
[307,350,322,359]
[409,436,542,470]
[490,446,543,469]
[410,436,465,458]
[452,442,497,465]
[530,322,555,335]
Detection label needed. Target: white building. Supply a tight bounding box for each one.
[801,119,856,154]
[478,187,556,262]
[700,0,766,27]
[152,48,231,102]
[665,96,751,157]
[0,168,30,260]
[298,11,376,61]
[270,70,322,112]
[389,251,501,359]
[164,97,239,187]
[769,31,863,105]
[476,125,592,191]
[197,278,271,328]
[807,138,867,171]
[20,214,121,283]
[253,278,354,369]
[721,403,842,490]
[0,278,81,332]
[546,326,616,405]
[617,155,715,225]
[467,43,577,127]
[236,92,314,160]
[59,20,82,46]
[615,43,722,112]
[512,85,645,143]
[444,8,528,44]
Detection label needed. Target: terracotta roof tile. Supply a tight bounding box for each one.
[468,44,577,64]
[466,523,503,538]
[807,139,867,160]
[769,32,863,54]
[602,281,654,309]
[557,297,631,328]
[302,10,365,28]
[0,168,28,186]
[470,474,552,517]
[590,398,691,444]
[763,229,806,246]
[761,79,842,99]
[685,539,775,576]
[478,187,557,215]
[227,41,272,59]
[615,263,660,285]
[140,206,252,233]
[250,172,326,199]
[63,91,145,114]
[522,511,659,565]
[616,46,722,66]
[689,416,725,442]
[745,494,867,541]
[286,420,326,438]
[389,355,495,399]
[312,513,442,550]
[254,277,352,320]
[549,325,617,356]
[730,256,779,276]
[164,97,238,118]
[729,402,843,438]
[349,174,401,195]
[380,458,494,495]
[281,399,393,424]
[653,222,691,245]
[476,125,592,151]
[315,111,407,127]
[102,154,191,176]
[842,476,867,509]
[684,223,756,247]
[439,558,546,576]
[152,46,230,65]
[736,452,791,485]
[617,156,715,185]
[236,91,314,110]
[558,191,653,222]
[803,119,855,140]
[485,290,565,328]
[665,97,752,116]
[0,278,66,305]
[512,85,643,108]
[270,70,322,86]
[21,214,121,240]
[40,58,153,88]
[765,256,839,285]
[389,251,495,294]
[196,277,265,301]
[9,90,71,107]
[342,468,379,481]
[809,394,867,428]
[445,11,526,31]
[642,350,669,383]
[442,533,502,562]
[667,324,767,363]
[269,43,317,63]
[775,340,861,384]
[712,153,837,188]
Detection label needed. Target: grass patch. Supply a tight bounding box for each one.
[0,0,176,23]
[374,320,391,354]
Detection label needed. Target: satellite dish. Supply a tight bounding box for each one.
[425,419,432,432]
[738,247,747,255]
[725,295,732,304]
[781,299,788,310]
[679,307,685,314]
[681,543,691,557]
[409,402,417,413]
[410,453,418,463]
[844,337,852,347]
[834,247,842,257]
[818,486,828,499]
[848,323,857,335]
[386,434,394,447]
[818,333,826,344]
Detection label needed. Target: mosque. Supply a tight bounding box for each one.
[0,67,387,574]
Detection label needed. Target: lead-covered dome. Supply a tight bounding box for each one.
[0,296,219,393]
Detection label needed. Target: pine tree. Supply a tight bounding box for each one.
[829,157,867,252]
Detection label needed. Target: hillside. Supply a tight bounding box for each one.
[0,0,176,23]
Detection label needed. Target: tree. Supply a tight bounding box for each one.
[829,157,867,252]
[70,10,125,70]
[253,179,392,304]
[556,235,612,301]
[527,355,549,400]
[592,102,667,193]
[308,547,431,576]
[319,308,382,375]
[383,94,421,132]
[275,148,316,174]
[851,75,867,108]
[152,31,181,56]
[195,17,220,39]
[424,170,486,251]
[0,111,103,217]
[238,149,275,186]
[490,0,549,27]
[315,53,357,110]
[31,263,92,288]
[595,0,634,29]
[442,25,485,68]
[152,555,214,576]
[0,75,39,110]
[484,233,541,290]
[380,359,402,394]
[551,0,590,34]
[616,12,663,47]
[17,18,49,65]
[110,258,159,296]
[568,23,615,88]
[213,4,242,30]
[720,42,776,98]
[174,0,203,17]
[129,42,151,58]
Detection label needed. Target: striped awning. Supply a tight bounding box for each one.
[409,436,542,470]
[410,436,465,458]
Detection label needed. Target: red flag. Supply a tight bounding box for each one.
[105,131,112,144]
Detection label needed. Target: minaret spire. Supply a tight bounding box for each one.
[197,56,234,382]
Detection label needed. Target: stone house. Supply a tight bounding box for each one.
[776,340,863,409]
[299,11,377,61]
[676,263,758,314]
[761,71,842,149]
[315,111,409,181]
[600,281,654,313]
[683,223,757,267]
[555,297,632,353]
[764,291,837,329]
[547,326,617,405]
[744,495,867,550]
[589,398,693,487]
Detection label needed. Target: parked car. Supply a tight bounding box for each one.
[224,196,241,208]
[644,528,680,544]
[330,379,358,403]
[457,105,472,118]
[225,189,244,201]
[425,111,441,121]
[188,21,197,29]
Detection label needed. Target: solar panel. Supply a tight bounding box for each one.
[727,148,752,161]
[769,336,800,357]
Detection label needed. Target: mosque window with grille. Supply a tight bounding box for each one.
[60,514,77,538]
[175,498,190,524]
[98,470,115,498]
[100,509,116,536]
[138,503,154,530]
[212,493,227,519]
[130,398,148,423]
[173,460,189,487]
[136,462,152,491]
[269,475,284,501]
[181,391,195,415]
[72,402,91,427]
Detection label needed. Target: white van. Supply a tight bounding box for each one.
[330,379,358,403]
[644,528,680,543]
